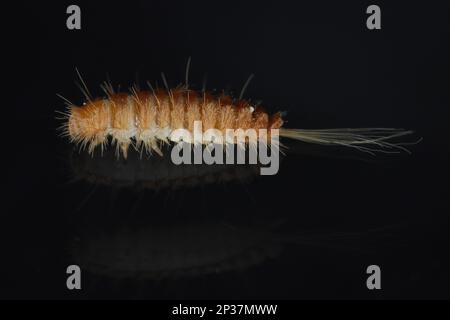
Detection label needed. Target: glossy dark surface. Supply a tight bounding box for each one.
[6,0,450,299]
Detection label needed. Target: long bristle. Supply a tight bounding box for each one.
[279,128,419,155]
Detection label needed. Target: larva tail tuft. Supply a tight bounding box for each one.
[279,128,420,155]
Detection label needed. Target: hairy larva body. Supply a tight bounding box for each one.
[63,88,283,158]
[59,67,417,158]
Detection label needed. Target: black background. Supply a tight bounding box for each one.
[5,0,450,299]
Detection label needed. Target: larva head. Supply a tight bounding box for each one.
[67,99,110,152]
[67,105,84,140]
